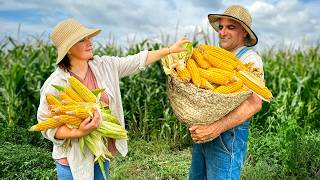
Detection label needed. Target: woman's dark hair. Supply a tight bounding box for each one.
[58,55,71,71]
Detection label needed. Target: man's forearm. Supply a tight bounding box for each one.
[218,93,262,132]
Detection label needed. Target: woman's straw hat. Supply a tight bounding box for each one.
[50,18,101,64]
[208,5,258,47]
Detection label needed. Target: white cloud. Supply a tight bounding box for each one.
[0,0,319,51]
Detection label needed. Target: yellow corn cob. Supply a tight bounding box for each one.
[199,44,248,71]
[66,107,94,119]
[237,71,273,100]
[213,80,243,94]
[186,59,201,87]
[198,68,230,85]
[200,77,214,90]
[64,86,84,102]
[46,94,61,106]
[51,105,81,114]
[203,53,235,72]
[59,91,77,105]
[233,86,250,93]
[29,118,64,131]
[207,67,236,79]
[54,115,83,126]
[68,76,96,103]
[191,48,210,69]
[176,66,191,81]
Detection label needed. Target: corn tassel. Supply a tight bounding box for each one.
[198,68,230,85]
[29,118,64,131]
[191,48,210,69]
[186,59,201,87]
[213,80,243,94]
[68,76,97,103]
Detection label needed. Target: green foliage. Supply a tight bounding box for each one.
[0,36,319,179]
[0,142,56,179]
[109,140,191,179]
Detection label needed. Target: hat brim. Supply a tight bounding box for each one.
[208,14,258,47]
[56,28,101,64]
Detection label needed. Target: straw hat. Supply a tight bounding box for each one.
[208,5,258,47]
[50,18,101,64]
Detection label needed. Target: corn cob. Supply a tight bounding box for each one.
[198,68,230,85]
[199,44,247,70]
[54,115,83,126]
[176,66,191,81]
[200,77,214,90]
[207,67,236,79]
[51,105,81,114]
[213,80,243,94]
[233,86,250,93]
[68,76,96,103]
[237,71,273,100]
[199,44,248,71]
[64,86,84,102]
[46,94,61,106]
[203,53,235,72]
[59,91,77,105]
[191,48,210,69]
[66,107,95,119]
[29,118,64,131]
[186,59,201,87]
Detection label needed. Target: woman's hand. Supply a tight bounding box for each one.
[55,110,101,139]
[75,110,101,137]
[169,36,190,53]
[145,36,190,65]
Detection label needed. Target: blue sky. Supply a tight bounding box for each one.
[1,0,319,51]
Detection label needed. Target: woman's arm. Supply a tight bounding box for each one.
[145,37,190,65]
[55,110,100,139]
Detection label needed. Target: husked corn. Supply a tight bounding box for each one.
[68,76,96,103]
[186,59,201,87]
[192,48,210,69]
[213,80,243,94]
[198,68,230,85]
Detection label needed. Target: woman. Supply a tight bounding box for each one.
[37,18,189,180]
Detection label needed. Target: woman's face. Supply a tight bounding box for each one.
[68,36,93,61]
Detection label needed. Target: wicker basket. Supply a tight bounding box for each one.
[167,75,252,126]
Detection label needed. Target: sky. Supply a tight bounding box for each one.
[1,0,320,51]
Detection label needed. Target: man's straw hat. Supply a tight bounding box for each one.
[208,5,258,47]
[50,18,101,64]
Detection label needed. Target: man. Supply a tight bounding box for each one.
[189,5,264,180]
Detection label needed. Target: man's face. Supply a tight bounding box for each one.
[218,18,247,51]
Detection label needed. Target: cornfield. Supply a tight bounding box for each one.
[0,36,319,179]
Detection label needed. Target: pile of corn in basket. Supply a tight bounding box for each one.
[161,44,273,126]
[29,76,127,180]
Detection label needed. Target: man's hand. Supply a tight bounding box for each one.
[189,121,224,144]
[189,93,262,144]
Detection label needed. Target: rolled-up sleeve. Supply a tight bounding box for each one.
[37,79,66,146]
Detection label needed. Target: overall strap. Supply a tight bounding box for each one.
[236,47,250,58]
